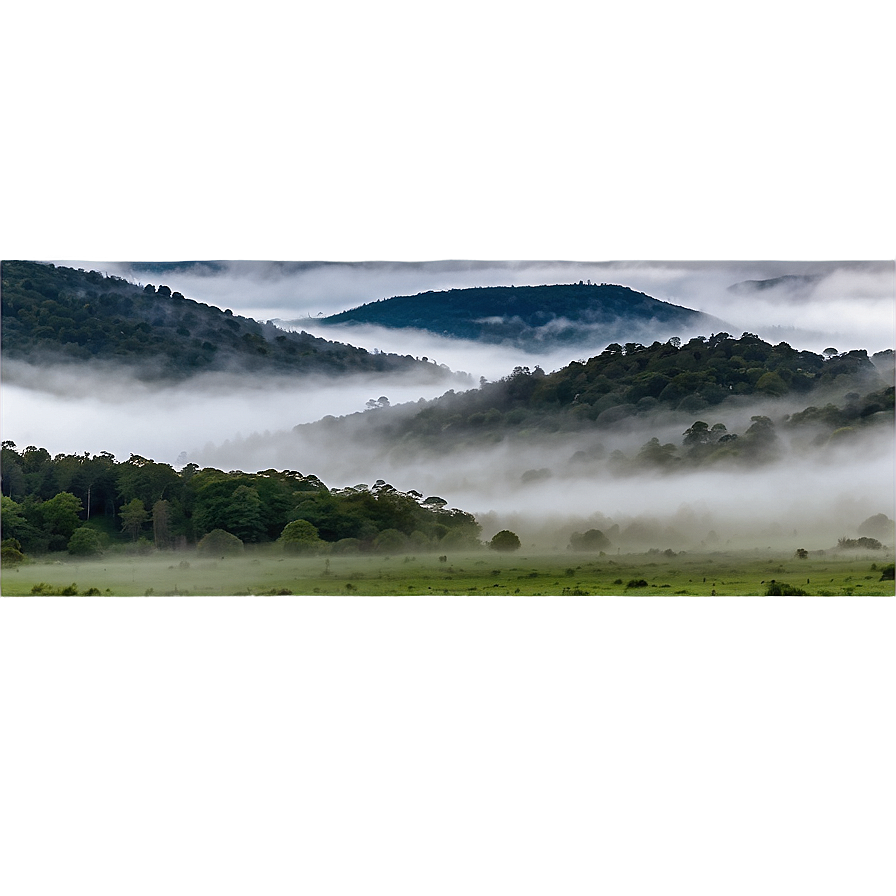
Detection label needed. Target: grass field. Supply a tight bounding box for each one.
[2,548,894,596]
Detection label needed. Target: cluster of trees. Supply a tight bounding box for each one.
[322,282,711,347]
[0,261,451,382]
[298,334,893,456]
[0,443,482,559]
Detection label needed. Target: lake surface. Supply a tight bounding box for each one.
[0,599,896,896]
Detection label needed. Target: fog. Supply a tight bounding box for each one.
[0,359,471,465]
[6,260,894,554]
[57,259,896,357]
[177,386,895,553]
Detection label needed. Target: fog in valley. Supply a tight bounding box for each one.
[4,260,894,555]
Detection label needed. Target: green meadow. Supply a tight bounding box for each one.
[2,549,893,597]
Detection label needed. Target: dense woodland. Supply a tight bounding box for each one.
[320,282,721,346]
[0,445,481,560]
[0,261,451,382]
[296,333,895,465]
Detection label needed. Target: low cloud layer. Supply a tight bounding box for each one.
[61,259,894,360]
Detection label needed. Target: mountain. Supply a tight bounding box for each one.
[0,261,453,383]
[727,274,823,295]
[315,282,730,349]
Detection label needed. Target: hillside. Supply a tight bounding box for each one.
[317,282,728,348]
[293,333,894,463]
[0,261,451,382]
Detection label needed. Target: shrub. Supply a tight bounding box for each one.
[568,528,611,551]
[879,563,895,581]
[197,528,244,556]
[1,538,26,565]
[67,526,102,556]
[765,580,809,596]
[489,530,521,552]
[626,579,648,589]
[279,519,325,554]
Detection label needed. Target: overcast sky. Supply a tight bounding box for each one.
[6,4,892,268]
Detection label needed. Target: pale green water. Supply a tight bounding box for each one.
[0,600,896,896]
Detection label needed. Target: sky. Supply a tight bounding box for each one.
[4,1,894,265]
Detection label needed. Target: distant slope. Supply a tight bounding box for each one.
[0,261,451,383]
[293,332,892,456]
[318,282,729,348]
[727,274,823,295]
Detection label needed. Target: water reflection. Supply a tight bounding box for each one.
[0,600,894,894]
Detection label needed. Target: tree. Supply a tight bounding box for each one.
[569,529,611,551]
[197,528,244,556]
[489,530,521,552]
[39,492,83,547]
[152,499,172,549]
[279,519,325,554]
[120,498,148,541]
[68,527,102,556]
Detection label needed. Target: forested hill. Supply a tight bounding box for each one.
[317,282,727,347]
[295,333,895,455]
[0,261,450,382]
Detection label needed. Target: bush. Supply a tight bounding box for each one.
[1,538,26,565]
[372,528,407,554]
[197,528,244,556]
[765,580,809,596]
[568,528,611,551]
[626,579,648,588]
[489,530,521,552]
[879,563,895,581]
[67,526,102,556]
[278,519,325,554]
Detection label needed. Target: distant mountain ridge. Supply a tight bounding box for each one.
[0,261,454,383]
[727,274,823,295]
[317,282,730,349]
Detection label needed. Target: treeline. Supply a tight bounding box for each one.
[298,333,894,452]
[0,261,450,382]
[0,443,481,559]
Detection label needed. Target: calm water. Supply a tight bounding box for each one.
[0,600,896,896]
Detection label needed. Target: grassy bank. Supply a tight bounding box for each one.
[2,548,893,597]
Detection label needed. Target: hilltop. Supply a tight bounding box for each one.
[0,261,453,383]
[317,282,728,348]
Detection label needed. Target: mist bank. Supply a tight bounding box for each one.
[183,381,894,552]
[0,359,472,466]
[82,260,896,357]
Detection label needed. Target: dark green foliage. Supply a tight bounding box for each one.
[569,529,611,551]
[1,538,26,564]
[626,579,649,588]
[879,564,895,581]
[311,334,890,464]
[321,282,717,348]
[67,527,102,555]
[836,537,884,551]
[278,519,325,554]
[0,443,481,555]
[489,530,521,552]
[197,528,244,556]
[764,581,809,596]
[1,261,450,383]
